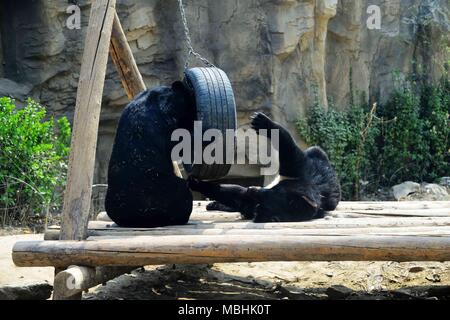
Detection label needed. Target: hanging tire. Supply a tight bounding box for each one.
[182,67,237,180]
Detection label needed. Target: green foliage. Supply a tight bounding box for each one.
[377,88,426,183]
[378,80,450,185]
[297,78,449,200]
[0,97,71,226]
[297,102,379,200]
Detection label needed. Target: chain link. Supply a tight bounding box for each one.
[177,0,216,69]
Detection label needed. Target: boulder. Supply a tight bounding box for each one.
[0,283,52,300]
[0,78,32,101]
[392,181,421,200]
[439,177,450,188]
[422,183,449,198]
[326,285,353,299]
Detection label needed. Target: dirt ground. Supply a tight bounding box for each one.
[83,262,450,300]
[0,234,53,287]
[1,232,450,300]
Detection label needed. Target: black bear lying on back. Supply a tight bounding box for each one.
[105,82,195,227]
[188,112,341,222]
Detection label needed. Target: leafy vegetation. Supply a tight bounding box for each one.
[0,97,71,226]
[298,75,449,200]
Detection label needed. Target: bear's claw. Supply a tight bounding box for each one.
[250,112,273,132]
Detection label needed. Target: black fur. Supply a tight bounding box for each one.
[188,112,341,223]
[105,82,196,227]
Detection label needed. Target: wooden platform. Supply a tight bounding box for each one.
[13,201,450,268]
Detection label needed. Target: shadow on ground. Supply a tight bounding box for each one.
[85,263,450,300]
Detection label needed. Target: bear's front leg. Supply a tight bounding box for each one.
[250,112,277,133]
[250,112,306,177]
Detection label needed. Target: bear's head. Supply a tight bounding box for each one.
[168,81,196,131]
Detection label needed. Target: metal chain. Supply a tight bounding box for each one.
[177,0,216,69]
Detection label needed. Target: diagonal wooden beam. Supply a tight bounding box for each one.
[109,11,146,100]
[60,0,117,241]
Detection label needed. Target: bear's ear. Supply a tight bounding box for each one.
[172,81,187,94]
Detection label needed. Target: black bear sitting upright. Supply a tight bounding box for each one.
[188,112,341,223]
[105,81,195,227]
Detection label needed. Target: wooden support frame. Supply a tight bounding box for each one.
[52,0,183,298]
[52,0,148,299]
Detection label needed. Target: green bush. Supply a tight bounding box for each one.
[297,78,449,200]
[0,97,71,226]
[297,101,379,200]
[377,87,426,184]
[420,79,450,180]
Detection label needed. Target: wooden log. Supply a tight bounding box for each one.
[93,206,450,225]
[193,201,450,217]
[53,267,81,300]
[13,234,450,267]
[95,210,243,223]
[337,201,450,210]
[192,208,450,219]
[194,201,450,211]
[333,208,450,217]
[53,265,134,300]
[44,225,450,240]
[68,207,450,229]
[108,12,183,178]
[60,0,117,241]
[84,216,450,230]
[109,11,145,100]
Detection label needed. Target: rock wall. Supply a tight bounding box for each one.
[0,0,449,183]
[327,0,450,108]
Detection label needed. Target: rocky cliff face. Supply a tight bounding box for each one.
[0,0,449,183]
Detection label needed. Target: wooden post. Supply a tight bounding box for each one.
[60,0,117,241]
[53,265,134,300]
[53,267,82,300]
[54,0,117,301]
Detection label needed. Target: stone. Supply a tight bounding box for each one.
[391,289,417,300]
[422,183,449,198]
[402,182,450,201]
[326,285,353,299]
[0,283,52,300]
[137,33,155,50]
[427,286,450,298]
[392,181,421,200]
[439,177,450,188]
[409,266,425,273]
[0,78,32,101]
[126,6,156,32]
[426,274,441,283]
